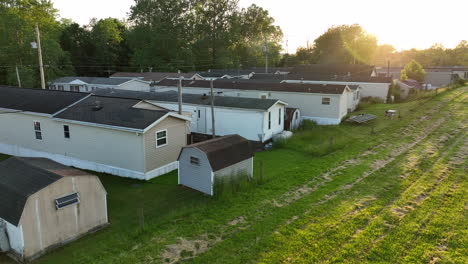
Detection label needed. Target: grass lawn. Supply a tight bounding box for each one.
[1,87,466,264]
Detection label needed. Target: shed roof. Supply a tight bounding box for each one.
[0,86,89,114]
[93,89,284,111]
[0,157,94,226]
[156,79,348,94]
[52,77,135,86]
[54,95,171,130]
[181,135,253,172]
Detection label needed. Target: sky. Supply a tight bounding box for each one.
[52,0,468,53]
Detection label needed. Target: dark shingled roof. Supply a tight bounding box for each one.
[156,79,348,94]
[110,72,198,82]
[250,73,289,81]
[52,76,135,85]
[289,64,375,80]
[0,86,89,114]
[181,135,253,172]
[93,89,283,111]
[55,95,170,130]
[0,158,63,226]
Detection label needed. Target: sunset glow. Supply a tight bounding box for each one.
[52,0,467,53]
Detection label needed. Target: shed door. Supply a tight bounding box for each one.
[197,107,207,134]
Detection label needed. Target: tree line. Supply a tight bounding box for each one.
[282,24,468,68]
[0,0,282,87]
[1,1,467,88]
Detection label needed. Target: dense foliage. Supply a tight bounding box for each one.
[400,60,426,82]
[0,1,466,87]
[0,0,282,86]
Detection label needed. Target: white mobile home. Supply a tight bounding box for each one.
[0,157,107,262]
[94,89,287,142]
[178,135,254,196]
[0,86,190,180]
[49,77,150,92]
[154,80,355,125]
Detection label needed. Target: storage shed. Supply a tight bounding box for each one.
[178,135,254,195]
[0,157,108,262]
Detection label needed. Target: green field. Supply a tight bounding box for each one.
[1,87,466,264]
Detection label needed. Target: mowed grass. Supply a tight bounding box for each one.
[0,87,465,264]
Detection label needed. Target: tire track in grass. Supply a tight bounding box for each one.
[260,123,465,264]
[271,89,467,208]
[112,89,465,264]
[157,91,466,263]
[327,134,467,263]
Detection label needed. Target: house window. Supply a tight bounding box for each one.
[63,125,70,139]
[33,121,42,140]
[156,130,167,148]
[278,108,282,125]
[268,112,271,129]
[190,156,200,165]
[55,193,79,209]
[322,97,331,105]
[295,112,299,120]
[58,85,64,91]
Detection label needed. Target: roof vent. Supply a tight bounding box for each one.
[92,100,103,111]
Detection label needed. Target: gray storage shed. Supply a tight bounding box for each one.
[178,135,254,195]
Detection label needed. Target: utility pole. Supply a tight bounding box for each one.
[15,66,21,88]
[387,60,390,78]
[178,78,183,115]
[35,23,45,89]
[264,41,269,74]
[210,80,216,139]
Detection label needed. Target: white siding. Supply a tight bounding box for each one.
[178,148,213,195]
[152,102,271,142]
[154,87,345,125]
[118,80,151,92]
[3,220,24,256]
[285,80,390,102]
[0,113,146,179]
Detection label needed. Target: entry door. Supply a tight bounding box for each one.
[197,107,207,134]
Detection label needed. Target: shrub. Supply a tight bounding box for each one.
[360,96,384,105]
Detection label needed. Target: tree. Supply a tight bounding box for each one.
[401,60,426,82]
[312,24,377,65]
[0,0,74,87]
[90,18,130,76]
[127,0,194,72]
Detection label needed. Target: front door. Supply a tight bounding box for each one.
[196,107,207,134]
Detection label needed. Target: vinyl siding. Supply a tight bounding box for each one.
[178,148,213,195]
[143,117,188,172]
[20,176,107,260]
[153,102,267,142]
[214,158,253,178]
[154,86,344,123]
[0,113,145,173]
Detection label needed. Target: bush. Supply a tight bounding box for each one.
[360,96,385,104]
